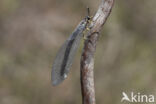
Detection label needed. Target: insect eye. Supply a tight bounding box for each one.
[87,16,91,20]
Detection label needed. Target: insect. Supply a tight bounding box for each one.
[51,8,92,86]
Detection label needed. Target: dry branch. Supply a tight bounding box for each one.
[80,0,115,104]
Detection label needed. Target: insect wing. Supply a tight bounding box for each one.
[52,19,87,86]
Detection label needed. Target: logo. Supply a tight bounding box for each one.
[121,92,155,103]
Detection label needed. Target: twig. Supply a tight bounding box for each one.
[80,0,115,104]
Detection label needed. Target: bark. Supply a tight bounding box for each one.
[80,0,115,104]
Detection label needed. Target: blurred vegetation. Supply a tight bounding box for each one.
[0,0,156,104]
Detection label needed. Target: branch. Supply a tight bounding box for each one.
[80,0,115,104]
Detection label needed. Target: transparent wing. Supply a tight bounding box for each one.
[52,19,87,86]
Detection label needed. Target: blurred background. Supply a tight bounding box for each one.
[0,0,156,104]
